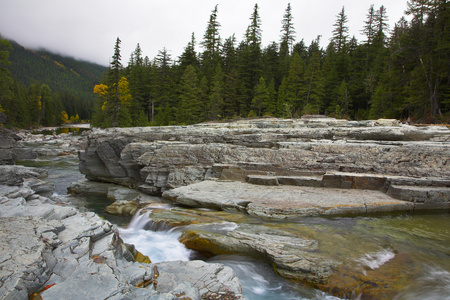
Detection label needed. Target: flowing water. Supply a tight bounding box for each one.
[17,148,450,300]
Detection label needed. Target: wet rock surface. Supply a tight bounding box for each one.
[0,165,245,300]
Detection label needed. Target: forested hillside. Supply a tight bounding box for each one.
[0,38,106,128]
[93,1,449,128]
[8,41,106,100]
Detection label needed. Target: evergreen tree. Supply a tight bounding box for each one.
[238,4,263,114]
[303,38,324,114]
[280,3,296,55]
[179,33,198,70]
[332,7,349,52]
[152,48,174,124]
[177,65,201,124]
[363,5,377,45]
[284,52,305,115]
[0,35,13,122]
[201,5,221,59]
[222,35,237,73]
[27,83,42,125]
[403,0,449,119]
[222,67,240,118]
[209,64,225,120]
[40,84,55,126]
[262,42,280,88]
[201,5,221,80]
[251,76,269,116]
[105,37,124,127]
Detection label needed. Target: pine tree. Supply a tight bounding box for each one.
[201,5,221,80]
[284,52,305,115]
[0,35,13,122]
[363,5,376,45]
[177,65,201,124]
[280,3,296,55]
[209,64,225,120]
[105,37,124,127]
[152,48,174,124]
[251,77,269,116]
[303,38,324,115]
[179,33,198,70]
[332,7,349,52]
[238,4,263,114]
[222,35,237,73]
[201,5,221,59]
[27,83,42,125]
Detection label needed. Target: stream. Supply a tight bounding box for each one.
[17,141,450,300]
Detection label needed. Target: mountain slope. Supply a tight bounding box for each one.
[7,40,107,100]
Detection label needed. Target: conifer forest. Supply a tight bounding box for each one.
[1,1,449,128]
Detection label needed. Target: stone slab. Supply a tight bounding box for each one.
[163,180,414,219]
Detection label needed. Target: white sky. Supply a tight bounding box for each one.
[0,0,409,66]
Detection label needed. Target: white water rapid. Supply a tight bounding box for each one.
[119,209,192,263]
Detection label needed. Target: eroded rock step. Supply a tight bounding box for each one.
[245,172,450,208]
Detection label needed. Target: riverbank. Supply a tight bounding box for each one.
[0,164,245,300]
[0,127,246,300]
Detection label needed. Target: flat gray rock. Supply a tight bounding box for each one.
[155,260,244,299]
[163,180,414,218]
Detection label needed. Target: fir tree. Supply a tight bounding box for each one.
[332,7,349,52]
[177,65,201,124]
[280,3,296,55]
[209,64,225,120]
[252,76,269,116]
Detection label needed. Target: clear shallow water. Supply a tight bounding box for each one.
[18,148,450,299]
[17,155,83,195]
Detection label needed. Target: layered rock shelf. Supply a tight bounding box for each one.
[79,117,450,216]
[0,165,245,300]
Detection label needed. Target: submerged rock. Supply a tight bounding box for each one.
[180,223,339,285]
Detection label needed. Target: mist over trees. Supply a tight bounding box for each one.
[0,37,106,128]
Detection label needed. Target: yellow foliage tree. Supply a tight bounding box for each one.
[69,114,80,123]
[93,84,108,97]
[94,84,109,111]
[60,111,69,123]
[118,77,132,107]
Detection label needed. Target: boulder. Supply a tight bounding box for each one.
[180,224,340,286]
[0,165,47,186]
[154,260,245,299]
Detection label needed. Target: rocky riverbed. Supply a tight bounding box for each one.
[76,117,450,298]
[2,118,450,299]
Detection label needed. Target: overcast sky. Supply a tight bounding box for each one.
[0,0,409,66]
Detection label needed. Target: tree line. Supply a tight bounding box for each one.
[94,1,449,128]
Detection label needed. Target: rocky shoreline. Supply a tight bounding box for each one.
[0,128,245,300]
[0,165,245,300]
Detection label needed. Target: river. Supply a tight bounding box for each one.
[17,141,450,300]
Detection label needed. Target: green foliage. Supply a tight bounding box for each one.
[177,65,201,124]
[252,77,269,116]
[5,2,450,128]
